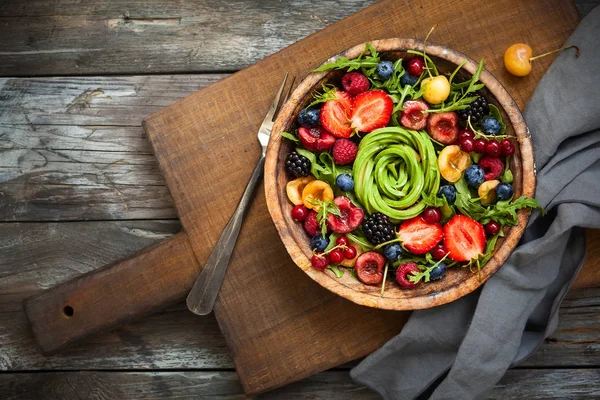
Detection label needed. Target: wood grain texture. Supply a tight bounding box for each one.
[1,222,596,371]
[141,0,582,394]
[0,0,379,76]
[2,369,599,399]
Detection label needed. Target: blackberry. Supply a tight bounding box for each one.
[458,95,490,124]
[285,151,311,178]
[362,212,395,245]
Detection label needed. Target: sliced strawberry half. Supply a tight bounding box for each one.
[400,100,429,130]
[427,111,459,144]
[443,215,486,262]
[355,251,385,285]
[297,126,336,152]
[350,90,393,133]
[326,196,364,234]
[320,90,353,138]
[397,216,443,255]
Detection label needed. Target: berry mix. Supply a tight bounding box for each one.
[282,43,539,293]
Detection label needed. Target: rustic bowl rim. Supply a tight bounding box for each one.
[264,38,536,310]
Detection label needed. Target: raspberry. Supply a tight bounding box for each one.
[478,156,504,181]
[304,210,319,237]
[396,262,420,288]
[332,139,358,165]
[341,72,370,96]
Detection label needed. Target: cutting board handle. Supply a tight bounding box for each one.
[23,232,200,354]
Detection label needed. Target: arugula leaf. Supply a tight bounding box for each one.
[281,131,299,143]
[312,199,342,236]
[307,84,338,108]
[347,230,374,251]
[327,265,345,278]
[408,254,449,284]
[501,156,514,183]
[427,59,485,114]
[312,43,380,75]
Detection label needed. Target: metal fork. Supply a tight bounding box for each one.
[186,73,295,315]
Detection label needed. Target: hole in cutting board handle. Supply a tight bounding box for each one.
[62,305,74,318]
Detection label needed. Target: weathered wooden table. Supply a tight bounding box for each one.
[1,1,599,398]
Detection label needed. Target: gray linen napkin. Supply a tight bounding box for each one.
[351,6,600,399]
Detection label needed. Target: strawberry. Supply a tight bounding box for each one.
[427,111,459,144]
[400,100,429,130]
[355,251,385,285]
[304,210,319,237]
[350,90,393,133]
[320,90,353,138]
[332,139,358,165]
[443,215,486,262]
[397,216,443,255]
[326,196,364,234]
[297,126,335,152]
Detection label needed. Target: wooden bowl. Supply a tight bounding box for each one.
[264,38,535,310]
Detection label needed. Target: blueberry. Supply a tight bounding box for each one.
[400,73,418,87]
[376,61,394,80]
[310,234,329,251]
[336,173,354,192]
[298,107,320,128]
[495,183,513,200]
[429,262,447,281]
[383,243,402,262]
[481,117,502,135]
[465,165,485,188]
[438,185,456,204]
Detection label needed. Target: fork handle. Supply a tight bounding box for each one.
[186,155,266,315]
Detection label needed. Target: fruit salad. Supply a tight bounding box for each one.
[281,43,539,293]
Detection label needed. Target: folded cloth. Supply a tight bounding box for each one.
[351,6,600,399]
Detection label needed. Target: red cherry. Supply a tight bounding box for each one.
[407,58,425,76]
[329,248,345,264]
[460,137,475,153]
[501,139,515,156]
[423,207,441,224]
[291,204,308,222]
[311,253,329,270]
[458,129,475,141]
[474,138,488,154]
[485,221,501,237]
[486,139,501,157]
[336,236,349,246]
[431,243,448,260]
[344,246,357,259]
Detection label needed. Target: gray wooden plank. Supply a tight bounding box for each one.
[0,0,378,76]
[1,369,599,399]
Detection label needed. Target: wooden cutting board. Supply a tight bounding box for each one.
[24,0,586,395]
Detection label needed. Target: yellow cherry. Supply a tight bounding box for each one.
[438,145,471,183]
[302,180,334,210]
[286,176,315,205]
[478,180,500,205]
[421,75,450,105]
[504,43,580,77]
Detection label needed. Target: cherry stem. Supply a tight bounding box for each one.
[529,45,580,61]
[380,263,389,296]
[423,24,438,79]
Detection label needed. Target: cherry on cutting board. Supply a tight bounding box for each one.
[504,43,579,77]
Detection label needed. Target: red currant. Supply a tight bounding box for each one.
[486,139,501,157]
[485,221,501,237]
[336,236,349,246]
[344,246,357,260]
[431,244,448,260]
[407,58,425,76]
[501,139,515,156]
[311,253,329,270]
[474,138,488,153]
[460,137,475,153]
[329,248,345,264]
[291,204,308,222]
[423,207,441,224]
[458,129,475,141]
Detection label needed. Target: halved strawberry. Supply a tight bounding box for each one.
[400,100,429,130]
[320,90,353,138]
[443,215,486,262]
[326,196,364,234]
[427,111,459,144]
[351,90,393,133]
[397,216,443,255]
[297,126,335,152]
[355,251,385,285]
